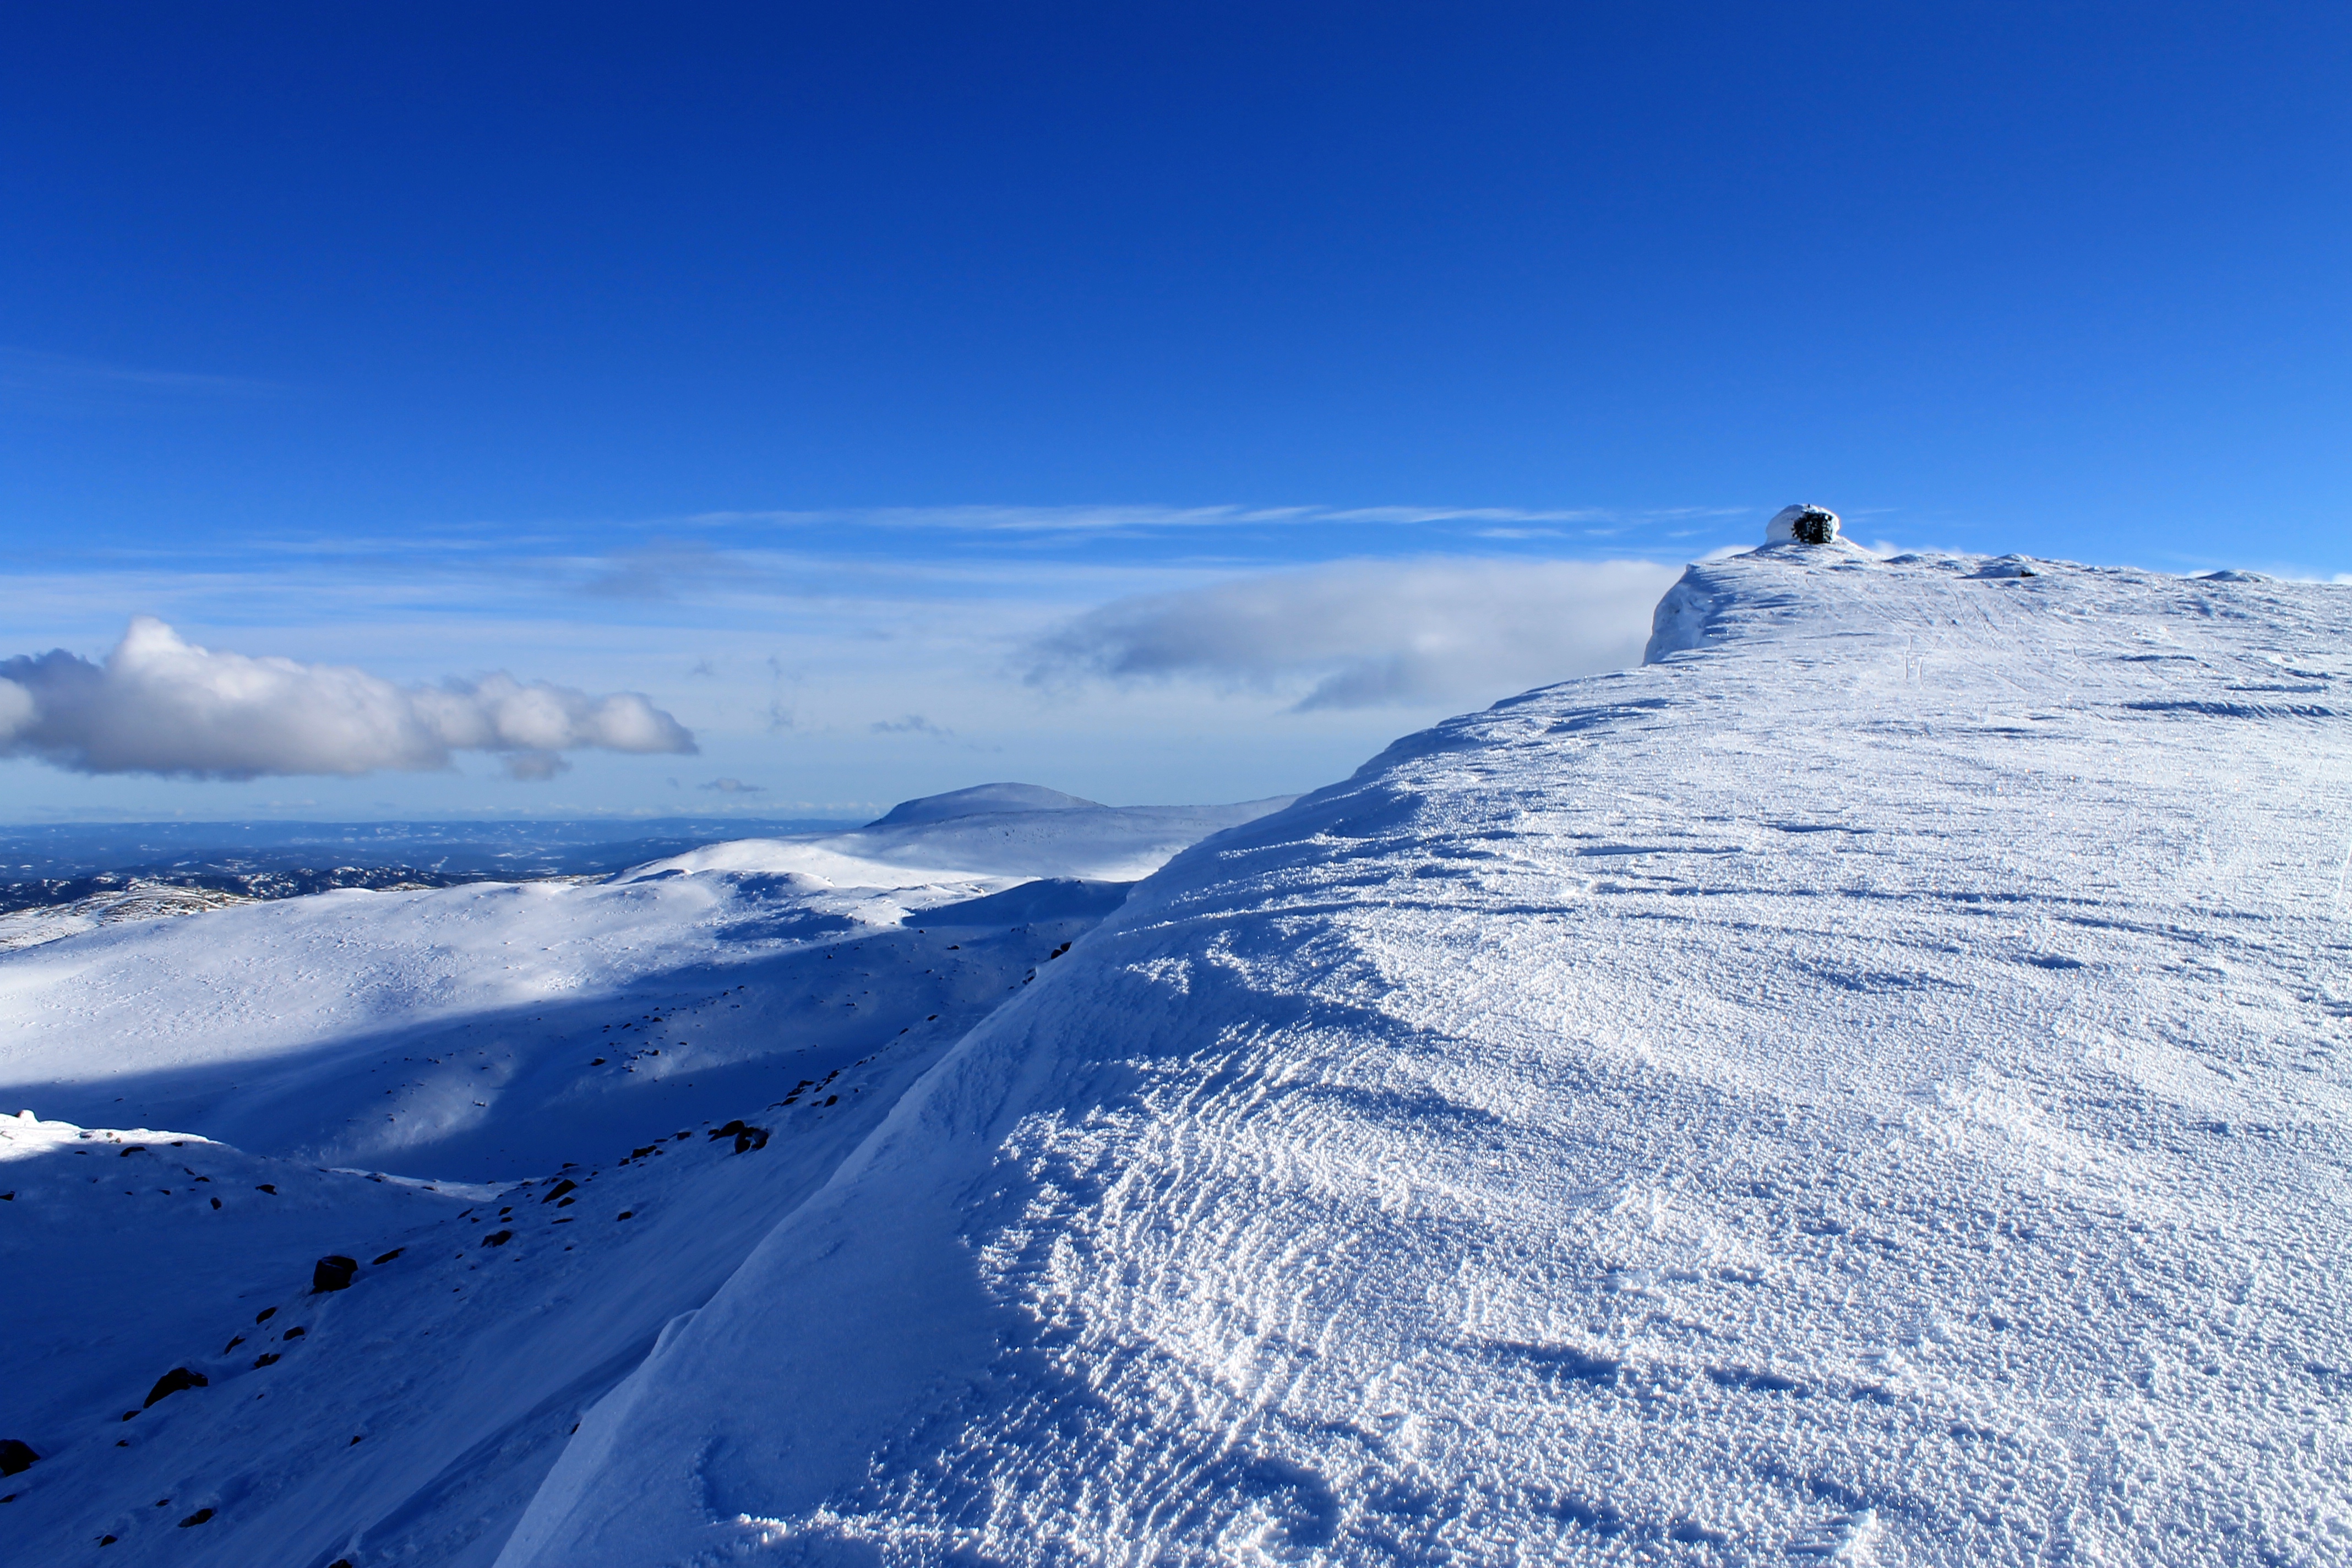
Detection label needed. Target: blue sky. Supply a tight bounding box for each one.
[4,3,2348,819]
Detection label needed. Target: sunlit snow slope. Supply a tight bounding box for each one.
[0,796,1283,1178]
[0,792,1285,1566]
[500,547,2352,1566]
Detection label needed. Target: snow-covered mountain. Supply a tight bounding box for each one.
[6,546,2350,1565]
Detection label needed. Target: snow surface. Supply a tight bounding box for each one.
[8,552,2352,1565]
[0,790,1288,1566]
[0,796,1283,1178]
[865,783,1106,827]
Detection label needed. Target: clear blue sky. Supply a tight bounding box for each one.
[3,3,2348,819]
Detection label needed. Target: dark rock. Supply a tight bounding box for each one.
[282,1326,307,1340]
[0,1439,37,1476]
[372,1248,405,1265]
[253,1183,276,1194]
[221,1336,243,1353]
[255,1307,276,1324]
[141,1367,208,1408]
[616,1210,634,1220]
[252,1353,280,1368]
[311,1255,360,1293]
[541,1179,578,1204]
[177,1507,215,1527]
[481,1229,513,1246]
[710,1119,770,1152]
[119,1145,145,1156]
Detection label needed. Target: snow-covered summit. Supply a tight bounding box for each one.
[864,781,1104,827]
[6,549,2350,1566]
[505,548,2352,1566]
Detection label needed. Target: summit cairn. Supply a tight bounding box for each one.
[1765,503,1841,545]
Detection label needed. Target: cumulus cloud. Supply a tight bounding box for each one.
[0,617,696,780]
[1027,558,1681,710]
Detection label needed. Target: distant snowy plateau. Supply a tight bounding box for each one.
[5,543,2350,1567]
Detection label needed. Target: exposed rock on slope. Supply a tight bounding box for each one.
[506,549,2352,1565]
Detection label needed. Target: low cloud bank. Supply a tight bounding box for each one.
[0,618,695,780]
[1028,558,1681,709]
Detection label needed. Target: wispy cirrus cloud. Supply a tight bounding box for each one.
[673,503,1746,537]
[0,346,279,412]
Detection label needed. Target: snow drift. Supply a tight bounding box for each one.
[509,548,2352,1565]
[6,549,2351,1566]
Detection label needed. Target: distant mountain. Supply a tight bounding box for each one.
[863,782,1106,828]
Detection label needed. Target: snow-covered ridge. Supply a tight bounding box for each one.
[504,549,2352,1565]
[0,790,1288,1180]
[7,551,2351,1565]
[0,786,1291,1565]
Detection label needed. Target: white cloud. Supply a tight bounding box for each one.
[1026,557,1681,710]
[680,503,1743,536]
[0,618,695,780]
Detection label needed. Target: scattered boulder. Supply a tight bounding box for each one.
[709,1119,770,1153]
[177,1507,215,1527]
[252,1353,280,1368]
[481,1229,514,1247]
[311,1255,360,1293]
[255,1308,276,1325]
[0,1439,37,1476]
[141,1367,208,1408]
[542,1179,578,1204]
[372,1248,404,1265]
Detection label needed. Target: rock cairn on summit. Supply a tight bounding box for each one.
[1765,503,1841,544]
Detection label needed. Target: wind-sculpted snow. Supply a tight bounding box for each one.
[0,792,1284,1566]
[7,553,2351,1566]
[501,548,2352,1566]
[0,797,1282,1178]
